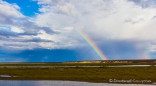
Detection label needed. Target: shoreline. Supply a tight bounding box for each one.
[0,63,155,84]
[0,80,155,85]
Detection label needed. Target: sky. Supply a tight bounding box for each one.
[0,0,156,62]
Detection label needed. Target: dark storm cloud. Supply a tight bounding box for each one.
[0,29,17,37]
[0,29,53,43]
[20,38,53,42]
[18,31,40,35]
[0,49,80,62]
[0,29,39,37]
[98,39,146,59]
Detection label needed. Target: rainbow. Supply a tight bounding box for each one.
[74,27,107,60]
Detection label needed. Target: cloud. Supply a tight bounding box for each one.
[128,0,156,8]
[124,18,144,24]
[19,38,53,42]
[29,0,156,59]
[0,0,54,35]
[1,0,156,60]
[0,0,57,50]
[33,0,155,43]
[98,39,150,59]
[0,0,23,25]
[0,36,54,50]
[14,18,55,34]
[0,29,40,37]
[34,0,156,40]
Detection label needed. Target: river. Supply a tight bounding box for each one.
[0,80,154,86]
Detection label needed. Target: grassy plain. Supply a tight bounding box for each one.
[0,62,155,66]
[0,63,155,84]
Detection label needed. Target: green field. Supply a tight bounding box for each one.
[0,63,155,84]
[0,62,155,66]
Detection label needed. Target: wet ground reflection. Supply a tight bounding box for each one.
[0,80,154,86]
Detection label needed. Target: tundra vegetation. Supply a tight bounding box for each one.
[0,62,155,84]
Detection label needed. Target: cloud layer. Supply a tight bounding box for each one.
[34,0,156,56]
[34,0,156,40]
[0,0,56,50]
[1,0,156,60]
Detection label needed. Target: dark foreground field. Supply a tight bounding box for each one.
[0,63,156,84]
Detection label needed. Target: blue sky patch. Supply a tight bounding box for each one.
[4,0,40,16]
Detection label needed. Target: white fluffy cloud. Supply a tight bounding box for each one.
[0,0,23,18]
[0,0,56,50]
[35,0,156,40]
[1,0,156,53]
[32,0,156,53]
